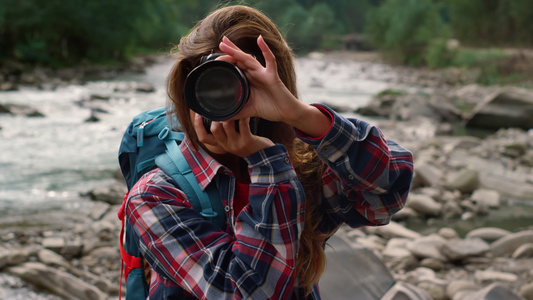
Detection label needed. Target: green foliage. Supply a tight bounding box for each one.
[364,0,449,66]
[446,0,533,46]
[452,48,507,68]
[254,0,348,53]
[376,89,407,97]
[0,0,185,66]
[425,39,457,68]
[1,0,531,72]
[0,0,378,66]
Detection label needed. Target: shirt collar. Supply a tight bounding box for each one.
[180,135,226,191]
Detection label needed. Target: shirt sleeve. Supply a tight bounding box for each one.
[296,104,414,232]
[125,144,304,300]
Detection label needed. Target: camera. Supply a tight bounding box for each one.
[184,53,249,121]
[184,53,258,134]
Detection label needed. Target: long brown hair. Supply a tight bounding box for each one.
[166,5,331,294]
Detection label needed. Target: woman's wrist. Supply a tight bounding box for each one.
[287,103,332,138]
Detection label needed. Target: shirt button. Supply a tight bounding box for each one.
[225,206,231,212]
[322,146,329,152]
[284,157,290,164]
[348,175,355,180]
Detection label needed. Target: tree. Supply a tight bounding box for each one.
[364,0,449,65]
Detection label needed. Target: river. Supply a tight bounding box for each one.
[0,55,407,227]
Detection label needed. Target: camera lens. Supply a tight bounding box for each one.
[195,66,242,115]
[184,60,249,121]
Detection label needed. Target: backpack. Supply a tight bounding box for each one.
[117,107,226,299]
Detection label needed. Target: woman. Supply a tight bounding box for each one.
[126,4,413,299]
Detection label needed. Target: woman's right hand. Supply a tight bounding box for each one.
[194,113,274,157]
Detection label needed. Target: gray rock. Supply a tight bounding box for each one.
[446,168,480,193]
[0,103,45,117]
[37,249,72,270]
[414,162,443,188]
[466,227,512,243]
[319,235,396,300]
[407,234,447,260]
[392,206,419,221]
[441,238,490,261]
[465,87,533,130]
[470,189,501,209]
[437,228,459,240]
[365,221,422,240]
[419,258,445,271]
[135,82,156,93]
[355,235,387,252]
[403,267,448,286]
[512,243,533,259]
[441,201,464,219]
[418,281,446,300]
[491,230,533,257]
[0,246,29,269]
[519,282,533,300]
[87,201,111,221]
[454,283,525,300]
[6,262,107,300]
[42,237,65,253]
[383,238,413,260]
[90,219,118,242]
[405,194,442,217]
[62,236,84,259]
[86,183,127,205]
[446,280,480,300]
[474,270,519,283]
[381,281,432,300]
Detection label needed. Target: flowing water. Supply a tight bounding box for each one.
[0,56,399,223]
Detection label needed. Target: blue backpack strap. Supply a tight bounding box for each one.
[155,127,226,229]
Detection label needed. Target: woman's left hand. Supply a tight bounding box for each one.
[217,36,331,138]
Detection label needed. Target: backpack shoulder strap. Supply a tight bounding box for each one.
[155,127,226,229]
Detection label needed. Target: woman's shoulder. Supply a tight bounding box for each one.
[130,168,183,199]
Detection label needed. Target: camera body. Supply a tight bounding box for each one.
[184,53,257,134]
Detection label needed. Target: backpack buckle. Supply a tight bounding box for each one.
[158,127,171,140]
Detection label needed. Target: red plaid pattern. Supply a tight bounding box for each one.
[125,104,413,299]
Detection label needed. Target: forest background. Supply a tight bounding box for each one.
[1,0,532,86]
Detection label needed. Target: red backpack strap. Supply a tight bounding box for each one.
[118,191,143,298]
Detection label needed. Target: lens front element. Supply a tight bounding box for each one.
[185,60,249,121]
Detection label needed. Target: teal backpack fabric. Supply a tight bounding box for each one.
[117,107,226,299]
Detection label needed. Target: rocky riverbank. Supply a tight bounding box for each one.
[1,52,532,299]
[0,55,163,92]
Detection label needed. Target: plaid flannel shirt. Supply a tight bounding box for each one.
[125,104,414,299]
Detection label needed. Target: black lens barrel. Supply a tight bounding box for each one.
[184,58,249,121]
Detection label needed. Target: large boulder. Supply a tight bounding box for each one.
[491,230,533,257]
[465,87,533,130]
[454,283,525,300]
[356,90,462,123]
[6,262,107,300]
[320,235,396,300]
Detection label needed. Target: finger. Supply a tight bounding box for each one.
[257,35,277,72]
[221,36,240,51]
[209,121,228,144]
[239,118,252,136]
[194,114,217,145]
[214,54,238,65]
[194,113,207,137]
[220,37,258,70]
